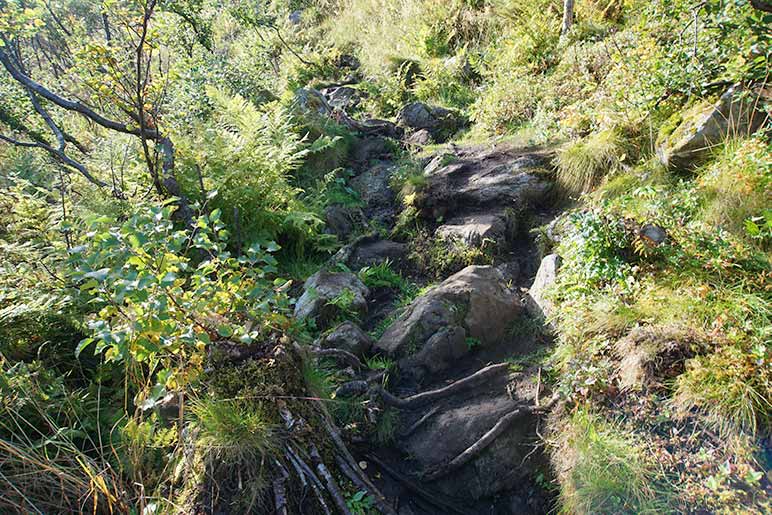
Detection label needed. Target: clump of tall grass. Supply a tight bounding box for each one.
[189,398,279,466]
[697,135,771,244]
[0,358,130,514]
[554,409,671,514]
[555,128,626,195]
[672,344,770,437]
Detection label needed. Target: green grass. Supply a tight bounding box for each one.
[358,260,408,291]
[556,409,670,515]
[673,344,771,437]
[555,129,626,196]
[374,407,400,445]
[189,398,279,464]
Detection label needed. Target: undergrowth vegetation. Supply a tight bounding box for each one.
[0,0,769,513]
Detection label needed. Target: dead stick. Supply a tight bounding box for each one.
[535,367,541,409]
[313,400,398,515]
[424,406,531,481]
[311,444,352,515]
[286,445,331,515]
[272,460,289,515]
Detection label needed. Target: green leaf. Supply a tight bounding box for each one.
[217,325,233,337]
[75,338,95,358]
[84,268,110,282]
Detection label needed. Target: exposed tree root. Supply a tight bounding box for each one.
[366,454,468,515]
[311,346,364,370]
[378,363,511,409]
[335,380,369,398]
[424,406,532,481]
[399,406,441,437]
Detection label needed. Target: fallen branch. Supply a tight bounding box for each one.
[311,444,352,515]
[313,400,398,515]
[272,460,289,515]
[424,406,531,481]
[378,363,510,409]
[285,445,331,515]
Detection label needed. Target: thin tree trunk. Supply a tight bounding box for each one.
[561,0,574,36]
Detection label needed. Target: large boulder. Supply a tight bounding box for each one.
[375,265,522,380]
[396,102,466,142]
[525,254,561,323]
[656,84,767,170]
[318,321,373,357]
[417,148,552,220]
[294,271,369,328]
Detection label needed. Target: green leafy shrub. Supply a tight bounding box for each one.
[175,87,323,253]
[69,203,291,396]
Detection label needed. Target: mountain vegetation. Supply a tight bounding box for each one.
[0,0,769,513]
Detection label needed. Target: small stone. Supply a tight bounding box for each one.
[639,224,667,246]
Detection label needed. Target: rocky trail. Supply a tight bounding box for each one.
[292,87,566,514]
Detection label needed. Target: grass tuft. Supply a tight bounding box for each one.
[556,129,626,195]
[555,409,670,514]
[189,398,279,465]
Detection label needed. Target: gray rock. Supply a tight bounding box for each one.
[398,393,541,500]
[350,136,389,166]
[350,163,398,226]
[294,271,369,327]
[657,84,767,170]
[435,212,511,248]
[324,205,365,240]
[639,223,667,246]
[320,321,373,356]
[288,9,303,24]
[294,88,331,117]
[418,148,552,220]
[332,236,409,271]
[525,254,561,323]
[396,102,466,142]
[323,86,360,110]
[375,265,522,380]
[496,261,521,283]
[405,128,434,147]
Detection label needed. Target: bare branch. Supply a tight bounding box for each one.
[0,48,158,140]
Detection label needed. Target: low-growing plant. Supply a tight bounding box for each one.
[556,409,671,514]
[672,344,770,437]
[556,128,626,196]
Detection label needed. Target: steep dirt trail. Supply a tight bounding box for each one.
[302,88,564,514]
